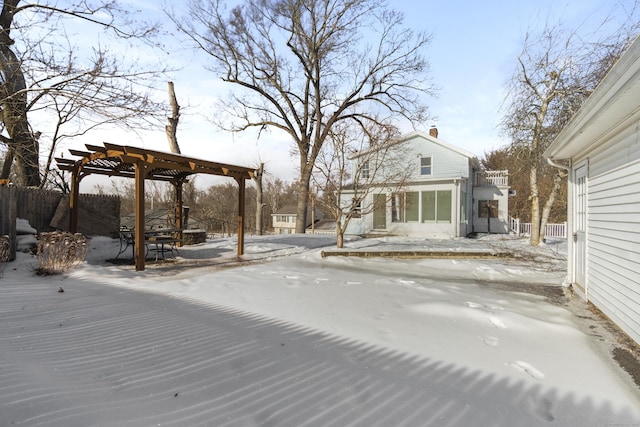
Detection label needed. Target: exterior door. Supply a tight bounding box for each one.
[574,164,587,288]
[373,194,387,229]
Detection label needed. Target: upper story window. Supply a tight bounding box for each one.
[362,161,370,179]
[420,157,432,175]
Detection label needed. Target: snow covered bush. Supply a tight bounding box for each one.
[36,232,88,275]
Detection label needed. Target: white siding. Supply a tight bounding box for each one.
[362,134,472,185]
[545,37,640,346]
[405,135,470,180]
[586,158,640,345]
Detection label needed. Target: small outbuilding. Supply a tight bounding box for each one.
[544,36,640,345]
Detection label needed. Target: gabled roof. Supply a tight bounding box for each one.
[545,35,640,159]
[350,130,478,161]
[273,205,298,215]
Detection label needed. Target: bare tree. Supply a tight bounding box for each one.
[0,1,166,187]
[173,0,434,233]
[313,121,411,248]
[501,9,639,245]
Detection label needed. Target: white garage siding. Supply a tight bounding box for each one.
[587,158,640,344]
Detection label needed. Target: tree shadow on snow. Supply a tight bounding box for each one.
[0,279,637,426]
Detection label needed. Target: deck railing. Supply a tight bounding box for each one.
[475,170,509,186]
[509,216,567,239]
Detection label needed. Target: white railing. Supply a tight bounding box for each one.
[509,216,567,238]
[475,170,509,186]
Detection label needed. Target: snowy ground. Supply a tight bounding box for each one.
[1,233,639,426]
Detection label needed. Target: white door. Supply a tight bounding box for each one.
[574,164,587,288]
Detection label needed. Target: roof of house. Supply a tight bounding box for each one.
[273,205,298,215]
[350,130,478,162]
[309,219,336,232]
[545,35,640,159]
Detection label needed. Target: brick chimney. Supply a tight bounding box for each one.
[429,125,438,138]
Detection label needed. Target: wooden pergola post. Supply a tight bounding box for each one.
[236,177,245,256]
[174,179,184,247]
[69,165,81,233]
[134,161,147,271]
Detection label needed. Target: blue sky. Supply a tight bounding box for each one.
[73,0,633,186]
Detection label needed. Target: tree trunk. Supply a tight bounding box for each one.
[295,163,312,234]
[529,164,540,246]
[0,146,13,180]
[253,163,264,235]
[336,218,344,248]
[0,44,40,186]
[165,81,181,155]
[0,0,40,187]
[539,169,566,242]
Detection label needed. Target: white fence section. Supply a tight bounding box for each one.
[509,216,567,238]
[474,170,509,186]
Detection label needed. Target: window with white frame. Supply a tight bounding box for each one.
[406,192,419,221]
[362,161,370,179]
[420,157,432,175]
[391,192,419,223]
[391,192,405,222]
[421,190,452,223]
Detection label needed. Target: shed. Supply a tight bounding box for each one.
[544,36,640,345]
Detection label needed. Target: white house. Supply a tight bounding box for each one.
[544,36,640,345]
[272,205,324,234]
[342,129,509,239]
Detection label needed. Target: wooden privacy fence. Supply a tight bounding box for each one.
[0,184,17,261]
[0,186,121,246]
[13,188,120,236]
[509,216,567,238]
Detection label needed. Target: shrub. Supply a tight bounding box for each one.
[0,235,9,275]
[36,232,88,275]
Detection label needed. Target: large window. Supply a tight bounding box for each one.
[420,157,432,175]
[406,192,419,222]
[437,191,452,222]
[391,193,404,222]
[391,192,420,223]
[421,190,452,223]
[421,191,436,221]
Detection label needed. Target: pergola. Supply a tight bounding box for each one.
[56,143,255,271]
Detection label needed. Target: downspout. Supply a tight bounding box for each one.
[546,156,576,293]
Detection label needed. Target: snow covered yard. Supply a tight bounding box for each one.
[1,234,639,426]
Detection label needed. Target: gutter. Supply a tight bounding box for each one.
[546,157,571,171]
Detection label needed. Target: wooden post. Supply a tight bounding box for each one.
[69,166,81,233]
[134,161,147,271]
[236,177,245,256]
[174,180,183,247]
[0,183,16,261]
